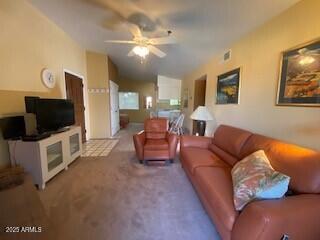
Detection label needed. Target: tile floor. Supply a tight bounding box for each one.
[82,139,119,157]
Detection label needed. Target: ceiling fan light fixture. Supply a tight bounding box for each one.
[133,45,149,58]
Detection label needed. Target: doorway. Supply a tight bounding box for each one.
[109,80,120,136]
[65,72,87,142]
[193,76,207,134]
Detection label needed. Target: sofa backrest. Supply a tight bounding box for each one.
[240,134,320,194]
[209,144,238,166]
[211,125,252,165]
[144,118,168,139]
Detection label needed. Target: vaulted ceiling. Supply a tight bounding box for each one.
[29,0,301,81]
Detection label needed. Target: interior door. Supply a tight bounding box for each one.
[65,72,86,142]
[109,80,120,136]
[193,77,207,134]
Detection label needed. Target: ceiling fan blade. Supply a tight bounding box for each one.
[127,23,142,37]
[148,45,166,58]
[149,36,177,45]
[104,40,136,44]
[128,49,135,57]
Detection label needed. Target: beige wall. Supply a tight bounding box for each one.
[182,0,320,151]
[0,0,86,97]
[118,79,156,123]
[86,51,110,138]
[0,0,88,168]
[86,52,118,138]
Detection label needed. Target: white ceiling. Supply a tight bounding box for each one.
[29,0,301,81]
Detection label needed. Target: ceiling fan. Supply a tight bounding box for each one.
[104,24,177,59]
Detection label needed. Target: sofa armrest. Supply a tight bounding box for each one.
[133,131,146,161]
[180,135,212,149]
[166,132,178,159]
[232,194,320,240]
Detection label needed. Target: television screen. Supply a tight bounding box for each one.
[0,116,26,140]
[35,99,75,133]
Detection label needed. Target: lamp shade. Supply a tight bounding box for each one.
[190,106,214,121]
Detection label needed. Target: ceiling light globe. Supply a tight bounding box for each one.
[133,46,149,58]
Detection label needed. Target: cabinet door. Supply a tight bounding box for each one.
[40,140,65,181]
[69,133,80,156]
[67,128,82,164]
[47,141,63,171]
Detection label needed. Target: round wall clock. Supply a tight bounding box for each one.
[41,68,56,89]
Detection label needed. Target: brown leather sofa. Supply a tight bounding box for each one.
[133,118,178,164]
[180,125,320,240]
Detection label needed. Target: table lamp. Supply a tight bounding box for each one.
[190,106,214,136]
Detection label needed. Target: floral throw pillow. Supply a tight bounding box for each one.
[231,150,290,211]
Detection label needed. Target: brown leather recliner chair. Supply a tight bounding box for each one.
[133,118,178,164]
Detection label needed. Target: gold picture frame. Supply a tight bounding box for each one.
[276,38,320,107]
[216,67,241,105]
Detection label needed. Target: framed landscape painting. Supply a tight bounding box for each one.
[216,68,241,104]
[277,39,320,106]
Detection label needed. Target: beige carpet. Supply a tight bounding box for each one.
[36,124,220,240]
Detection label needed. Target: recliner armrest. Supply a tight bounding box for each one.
[232,194,320,240]
[180,135,212,149]
[166,132,178,159]
[133,131,146,161]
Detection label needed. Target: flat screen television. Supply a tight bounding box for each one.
[34,99,75,133]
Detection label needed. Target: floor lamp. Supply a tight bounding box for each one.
[190,106,214,136]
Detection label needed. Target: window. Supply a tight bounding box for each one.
[145,96,152,109]
[170,99,180,106]
[119,92,139,110]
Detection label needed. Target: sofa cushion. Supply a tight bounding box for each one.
[209,143,239,166]
[144,139,169,151]
[240,134,320,194]
[194,167,238,232]
[181,147,229,175]
[232,150,290,210]
[213,125,252,159]
[232,194,320,240]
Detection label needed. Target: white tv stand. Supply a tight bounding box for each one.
[9,126,82,190]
